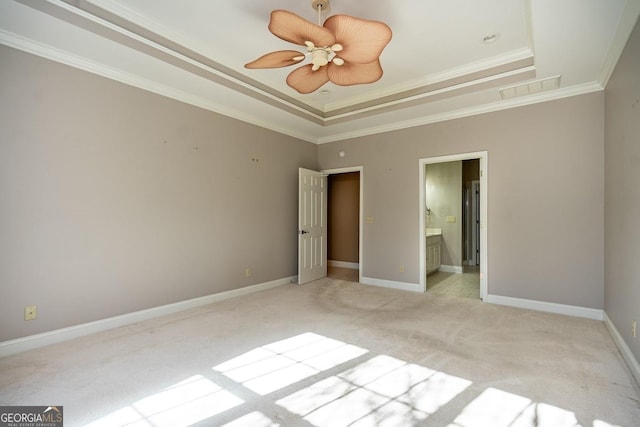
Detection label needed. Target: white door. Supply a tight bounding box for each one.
[298,168,327,284]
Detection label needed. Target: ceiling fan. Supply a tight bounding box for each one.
[245,0,392,94]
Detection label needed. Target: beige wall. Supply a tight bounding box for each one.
[328,172,360,264]
[604,17,640,362]
[425,161,462,267]
[0,46,317,341]
[0,35,618,343]
[318,92,605,308]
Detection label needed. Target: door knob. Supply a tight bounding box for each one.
[299,230,309,235]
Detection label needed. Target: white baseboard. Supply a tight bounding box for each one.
[440,265,464,274]
[485,294,604,320]
[0,276,294,358]
[361,276,422,293]
[328,260,360,269]
[604,312,640,386]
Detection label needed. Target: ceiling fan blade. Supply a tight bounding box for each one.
[245,50,305,69]
[269,10,336,47]
[286,64,330,94]
[327,60,383,86]
[324,15,392,64]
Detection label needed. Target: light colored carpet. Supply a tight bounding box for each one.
[1,278,638,426]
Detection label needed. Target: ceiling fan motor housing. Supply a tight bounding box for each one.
[311,48,329,68]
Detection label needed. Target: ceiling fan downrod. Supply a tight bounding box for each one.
[307,0,342,71]
[311,0,329,25]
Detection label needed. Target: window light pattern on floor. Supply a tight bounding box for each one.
[213,332,369,395]
[85,375,243,427]
[277,354,470,426]
[85,332,622,427]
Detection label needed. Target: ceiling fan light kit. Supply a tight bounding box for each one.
[245,0,392,94]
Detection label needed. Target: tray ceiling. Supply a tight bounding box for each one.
[1,0,638,142]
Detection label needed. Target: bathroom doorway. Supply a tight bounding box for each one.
[419,152,487,299]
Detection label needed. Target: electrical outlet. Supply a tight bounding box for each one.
[245,268,252,278]
[24,305,37,321]
[633,320,637,338]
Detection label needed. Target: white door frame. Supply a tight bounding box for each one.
[322,166,364,284]
[419,152,488,299]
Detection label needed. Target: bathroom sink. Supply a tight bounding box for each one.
[426,228,442,237]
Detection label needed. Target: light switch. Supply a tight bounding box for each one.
[366,216,374,224]
[446,216,456,223]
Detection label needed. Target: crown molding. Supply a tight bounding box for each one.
[0,30,318,143]
[1,27,606,146]
[81,0,537,124]
[1,28,606,146]
[323,48,534,113]
[316,81,604,144]
[598,0,640,87]
[14,0,539,126]
[323,65,536,125]
[15,0,325,124]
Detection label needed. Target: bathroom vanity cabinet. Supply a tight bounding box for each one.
[426,232,442,275]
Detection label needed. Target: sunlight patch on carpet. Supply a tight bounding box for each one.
[83,332,620,426]
[213,332,368,395]
[276,354,471,427]
[450,387,580,427]
[85,375,243,427]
